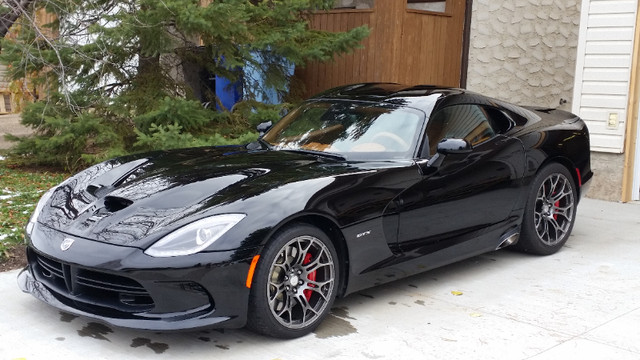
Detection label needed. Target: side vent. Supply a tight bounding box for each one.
[86,184,100,196]
[104,196,133,212]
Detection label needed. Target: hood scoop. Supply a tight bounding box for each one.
[87,158,150,196]
[104,196,133,212]
[86,184,113,197]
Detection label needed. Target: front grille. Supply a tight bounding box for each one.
[30,250,154,313]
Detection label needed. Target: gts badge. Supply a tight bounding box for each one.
[356,230,371,238]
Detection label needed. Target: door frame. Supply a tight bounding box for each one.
[459,0,473,89]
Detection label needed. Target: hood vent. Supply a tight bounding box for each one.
[86,184,100,196]
[104,196,133,212]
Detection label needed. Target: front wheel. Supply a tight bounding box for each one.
[247,224,339,338]
[516,163,577,255]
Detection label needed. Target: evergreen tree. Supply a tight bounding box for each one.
[1,0,369,170]
[0,0,38,39]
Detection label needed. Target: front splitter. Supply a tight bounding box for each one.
[17,266,238,332]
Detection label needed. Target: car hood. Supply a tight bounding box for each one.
[37,146,366,248]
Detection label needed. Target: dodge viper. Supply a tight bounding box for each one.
[18,83,592,338]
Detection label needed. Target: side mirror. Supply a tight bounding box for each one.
[256,121,273,137]
[436,138,472,155]
[423,138,472,170]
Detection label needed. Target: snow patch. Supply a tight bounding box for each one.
[0,189,17,200]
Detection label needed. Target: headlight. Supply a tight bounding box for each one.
[144,214,246,257]
[25,187,56,236]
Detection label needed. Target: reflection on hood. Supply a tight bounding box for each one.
[37,146,369,247]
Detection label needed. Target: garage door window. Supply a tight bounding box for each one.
[333,0,374,9]
[407,0,447,13]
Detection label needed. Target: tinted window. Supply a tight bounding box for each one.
[484,106,515,134]
[424,104,496,156]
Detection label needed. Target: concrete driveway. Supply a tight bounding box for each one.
[1,198,639,360]
[0,113,29,150]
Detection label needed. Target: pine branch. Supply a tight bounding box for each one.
[0,0,37,38]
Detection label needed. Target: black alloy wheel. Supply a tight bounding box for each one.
[516,163,577,255]
[247,224,339,338]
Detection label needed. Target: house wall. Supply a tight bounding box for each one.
[466,0,633,201]
[0,64,11,113]
[466,0,581,111]
[573,0,636,153]
[299,0,467,96]
[572,0,638,201]
[589,152,626,200]
[0,8,57,114]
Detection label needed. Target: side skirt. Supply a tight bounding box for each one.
[343,216,522,295]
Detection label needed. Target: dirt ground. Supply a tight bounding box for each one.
[0,245,26,272]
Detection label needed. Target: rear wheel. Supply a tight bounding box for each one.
[516,163,577,255]
[247,224,338,338]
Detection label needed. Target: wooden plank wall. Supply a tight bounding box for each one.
[298,0,467,96]
[400,0,465,86]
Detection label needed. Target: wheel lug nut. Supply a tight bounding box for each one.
[297,270,302,275]
[284,276,289,280]
[299,280,303,285]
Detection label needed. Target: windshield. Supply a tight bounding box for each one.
[262,100,425,160]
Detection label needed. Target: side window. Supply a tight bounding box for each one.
[483,106,516,134]
[424,104,496,156]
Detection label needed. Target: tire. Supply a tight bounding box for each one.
[246,224,339,338]
[515,163,577,255]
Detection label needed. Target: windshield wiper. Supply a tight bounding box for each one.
[246,138,273,151]
[280,148,346,161]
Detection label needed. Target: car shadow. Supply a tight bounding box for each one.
[17,248,538,358]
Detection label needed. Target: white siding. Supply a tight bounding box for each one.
[572,0,637,153]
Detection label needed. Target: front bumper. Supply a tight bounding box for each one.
[18,224,256,331]
[18,265,240,331]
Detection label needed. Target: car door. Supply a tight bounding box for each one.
[394,104,526,255]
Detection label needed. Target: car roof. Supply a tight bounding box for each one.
[312,83,463,103]
[312,83,538,124]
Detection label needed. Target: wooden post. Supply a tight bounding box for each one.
[621,1,640,202]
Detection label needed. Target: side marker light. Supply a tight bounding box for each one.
[246,255,260,288]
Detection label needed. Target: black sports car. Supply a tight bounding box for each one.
[18,83,592,338]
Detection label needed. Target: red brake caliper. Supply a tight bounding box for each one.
[303,253,316,301]
[554,201,560,220]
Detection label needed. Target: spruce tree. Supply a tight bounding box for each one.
[1,0,369,170]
